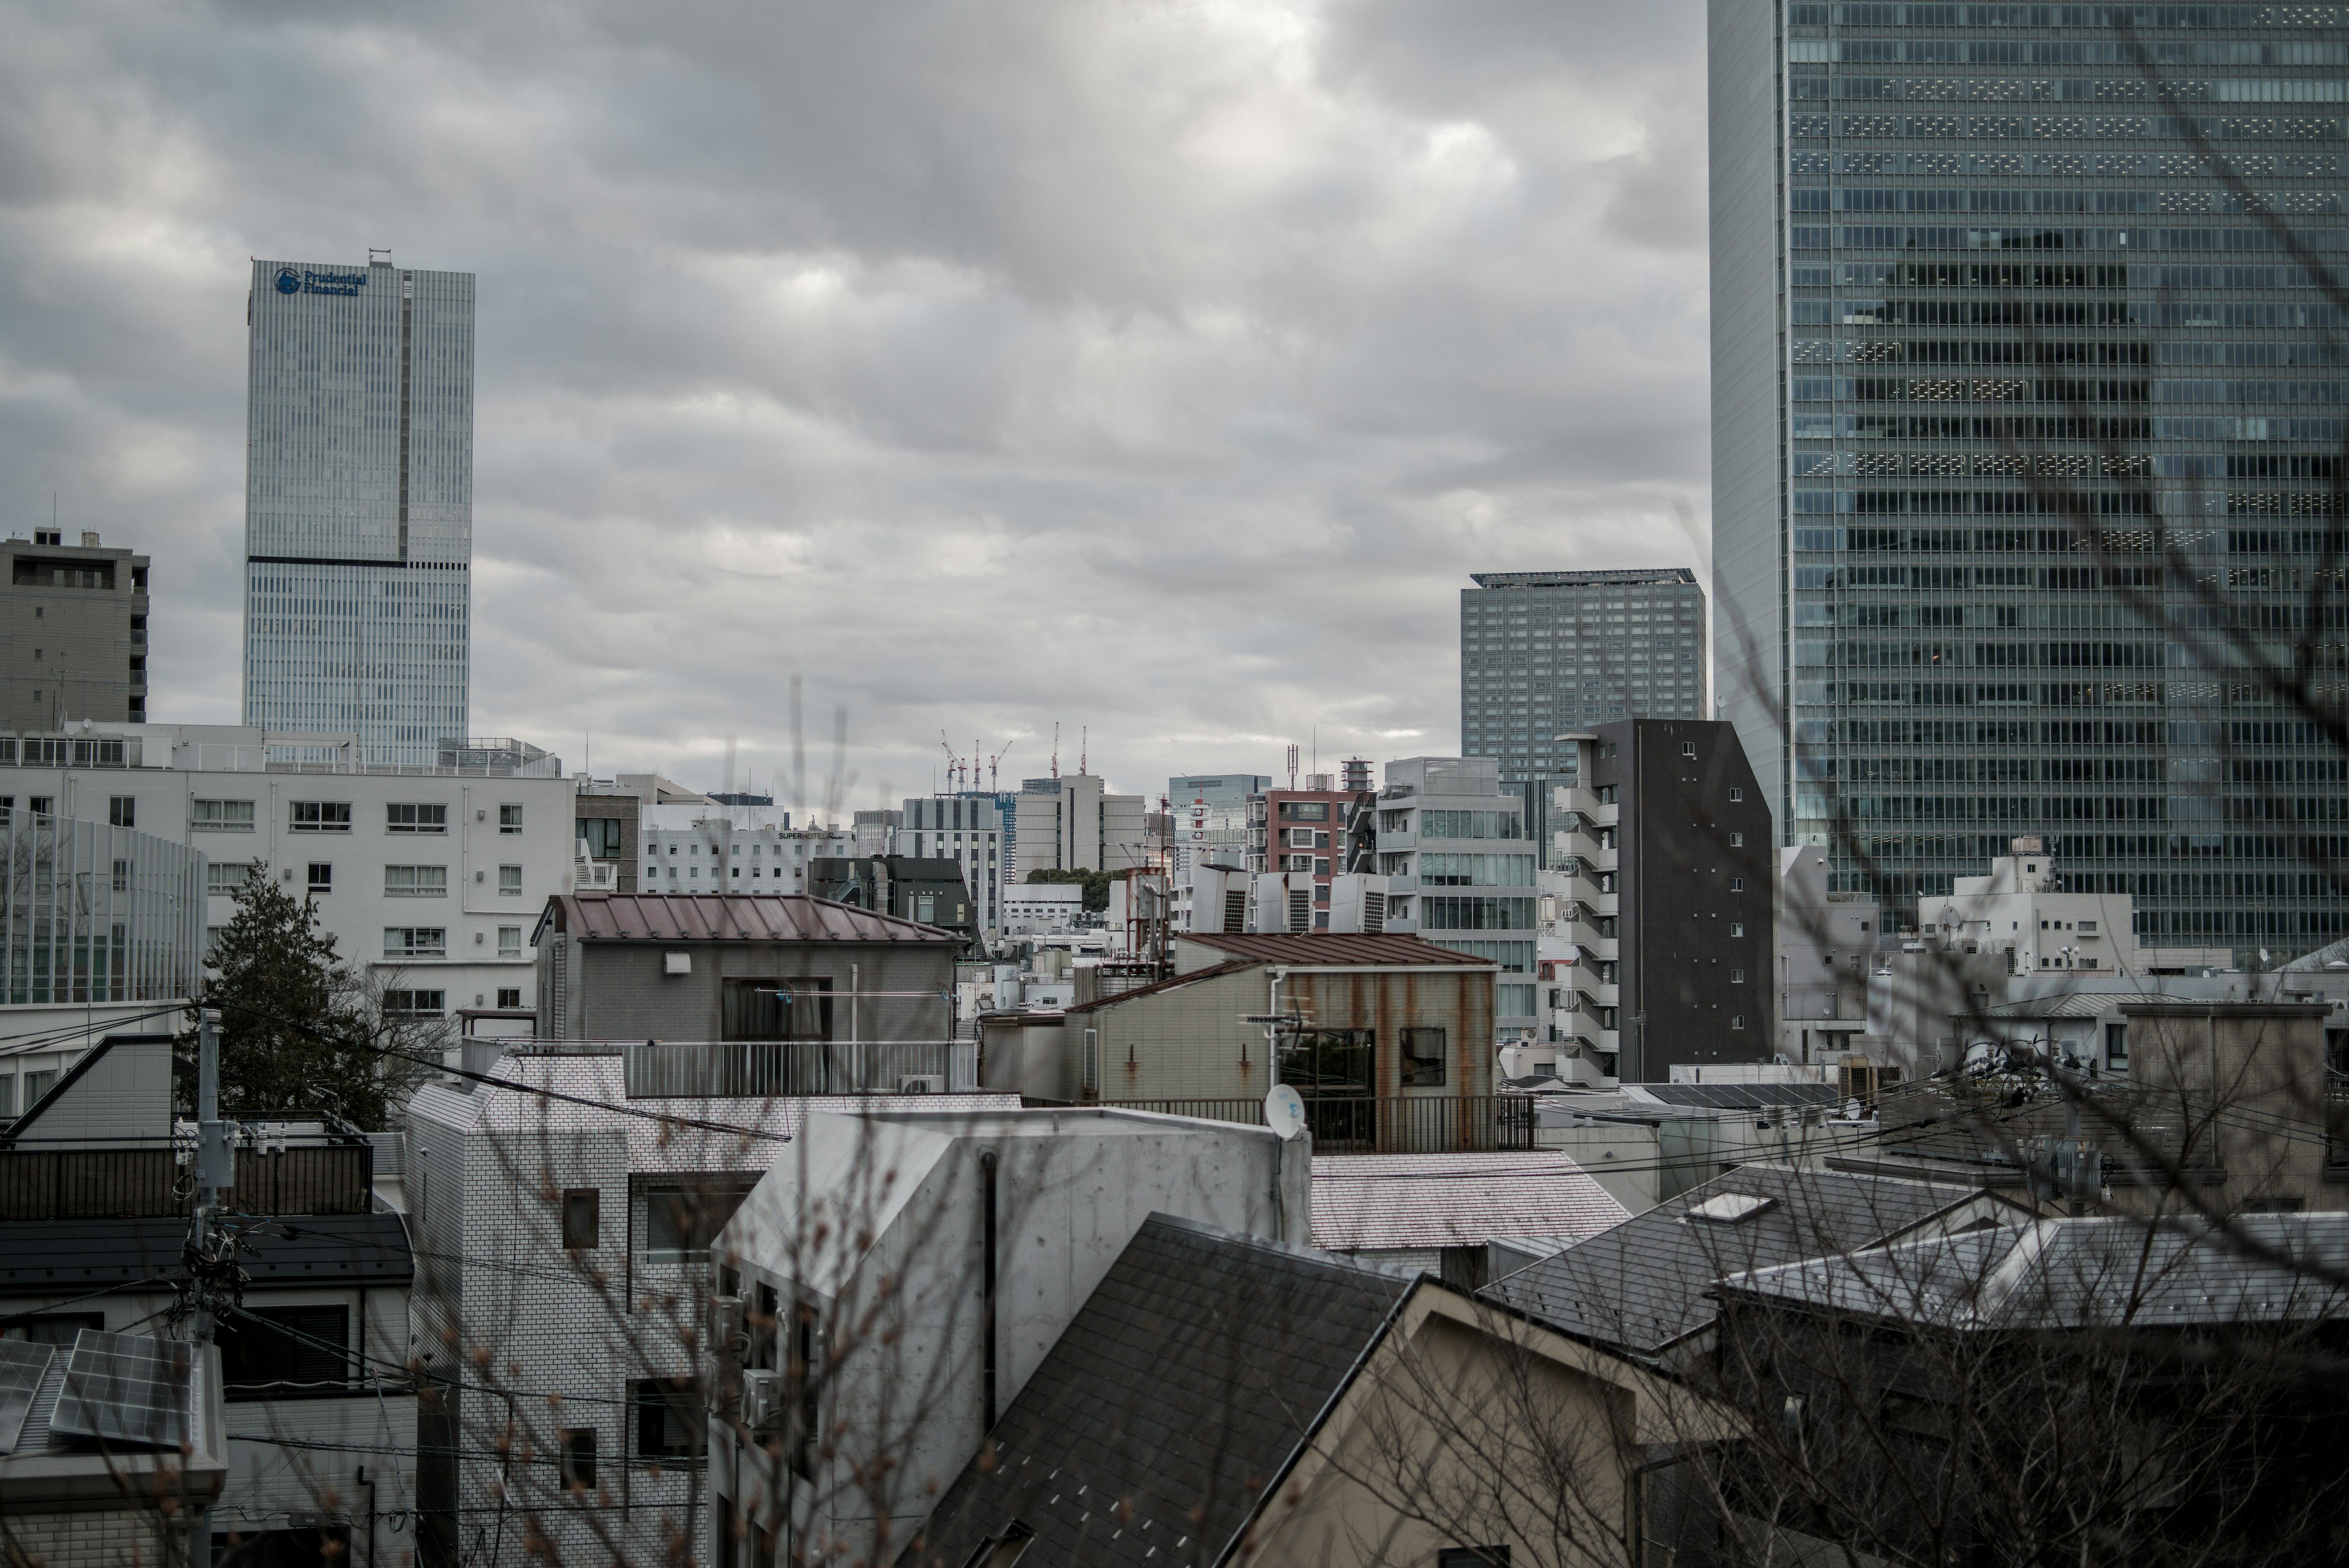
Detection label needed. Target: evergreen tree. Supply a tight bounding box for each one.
[179,868,427,1127]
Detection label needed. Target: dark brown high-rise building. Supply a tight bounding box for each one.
[3,529,149,730]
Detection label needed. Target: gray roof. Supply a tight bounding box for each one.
[1625,1082,1844,1111]
[0,1213,413,1295]
[1719,1214,2349,1331]
[901,1213,1415,1568]
[1479,1164,1993,1358]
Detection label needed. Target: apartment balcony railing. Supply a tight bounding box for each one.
[1097,1094,1534,1154]
[0,1140,373,1221]
[623,1039,979,1099]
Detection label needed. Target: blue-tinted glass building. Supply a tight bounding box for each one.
[243,258,473,765]
[1710,3,2347,962]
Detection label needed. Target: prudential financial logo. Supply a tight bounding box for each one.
[275,267,301,294]
[272,266,368,298]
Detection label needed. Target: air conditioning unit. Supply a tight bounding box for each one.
[897,1074,946,1094]
[742,1368,779,1428]
[710,1293,746,1355]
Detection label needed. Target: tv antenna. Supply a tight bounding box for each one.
[1051,722,1061,779]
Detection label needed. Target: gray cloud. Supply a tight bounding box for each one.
[0,0,1708,804]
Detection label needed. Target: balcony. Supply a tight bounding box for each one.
[623,1039,979,1098]
[1376,830,1418,852]
[0,1139,373,1221]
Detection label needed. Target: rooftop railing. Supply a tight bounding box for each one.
[1096,1093,1535,1154]
[623,1039,979,1099]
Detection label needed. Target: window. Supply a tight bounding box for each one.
[1401,1028,1447,1088]
[1731,922,1744,938]
[1731,969,1746,984]
[562,1188,600,1250]
[384,864,448,898]
[217,1305,349,1400]
[384,927,447,959]
[499,926,523,958]
[207,861,254,897]
[499,864,523,896]
[112,858,128,893]
[499,803,524,834]
[1729,877,1745,893]
[308,863,333,894]
[386,802,448,834]
[644,1180,757,1263]
[108,796,135,828]
[560,1428,597,1491]
[191,798,255,833]
[28,795,53,819]
[2104,1023,2129,1071]
[23,1069,56,1106]
[633,1377,705,1458]
[289,801,352,833]
[1729,787,1744,801]
[721,977,832,1041]
[1681,742,1697,759]
[1278,1029,1375,1094]
[382,989,445,1017]
[579,817,625,858]
[1277,801,1330,822]
[1730,832,1745,847]
[1731,1014,1746,1030]
[497,986,524,1009]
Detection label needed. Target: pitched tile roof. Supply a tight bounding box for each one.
[1479,1164,1992,1358]
[1310,1152,1629,1254]
[1174,932,1498,967]
[538,892,958,944]
[901,1213,1415,1568]
[1720,1213,2349,1331]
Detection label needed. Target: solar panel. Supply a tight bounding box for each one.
[50,1329,191,1450]
[0,1339,55,1455]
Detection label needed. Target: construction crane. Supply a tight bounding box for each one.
[985,737,1016,792]
[940,732,968,792]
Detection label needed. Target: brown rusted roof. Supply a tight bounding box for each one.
[1061,960,1259,1014]
[538,893,957,945]
[1173,932,1499,967]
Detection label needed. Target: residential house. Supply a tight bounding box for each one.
[705,1106,1310,1568]
[1308,1151,1627,1287]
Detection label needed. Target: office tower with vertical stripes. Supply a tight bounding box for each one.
[242,256,473,765]
[1709,4,2347,961]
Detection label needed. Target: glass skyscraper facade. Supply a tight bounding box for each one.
[243,257,473,765]
[1710,4,2347,962]
[1460,569,1710,777]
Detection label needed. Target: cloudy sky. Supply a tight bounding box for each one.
[3,0,1709,811]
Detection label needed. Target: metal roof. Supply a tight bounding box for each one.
[1625,1082,1844,1110]
[539,892,959,945]
[1310,1152,1628,1254]
[0,1212,414,1293]
[1479,1164,1998,1358]
[1060,960,1256,1014]
[1720,1214,2349,1331]
[906,1213,1414,1568]
[1174,932,1498,968]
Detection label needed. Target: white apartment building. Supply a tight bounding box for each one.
[1917,836,2154,978]
[1376,757,1542,1042]
[1,724,573,1024]
[638,803,852,897]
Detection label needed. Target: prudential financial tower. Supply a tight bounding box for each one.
[242,256,475,765]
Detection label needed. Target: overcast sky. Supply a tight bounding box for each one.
[2,0,1709,811]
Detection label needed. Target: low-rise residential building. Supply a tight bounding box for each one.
[903,1212,1726,1568]
[1308,1151,1627,1286]
[811,856,983,956]
[406,1044,1014,1566]
[530,892,965,1056]
[705,1106,1309,1567]
[2,722,574,1027]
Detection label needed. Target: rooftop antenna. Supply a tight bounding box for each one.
[1080,725,1088,777]
[1051,722,1061,779]
[1285,743,1299,791]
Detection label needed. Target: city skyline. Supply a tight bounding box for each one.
[0,1,1712,801]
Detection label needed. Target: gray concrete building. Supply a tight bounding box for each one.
[1460,570,1707,785]
[1708,2,2349,962]
[1012,773,1152,878]
[3,529,149,729]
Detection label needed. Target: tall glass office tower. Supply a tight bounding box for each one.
[1710,4,2347,962]
[243,257,473,765]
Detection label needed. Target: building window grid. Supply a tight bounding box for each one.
[1768,20,2343,951]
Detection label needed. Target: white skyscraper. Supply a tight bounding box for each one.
[243,256,473,765]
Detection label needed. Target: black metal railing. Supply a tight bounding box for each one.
[0,1142,373,1220]
[1096,1094,1535,1154]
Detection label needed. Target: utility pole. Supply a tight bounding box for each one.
[190,1008,232,1568]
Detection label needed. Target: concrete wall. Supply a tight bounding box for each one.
[2120,1001,2344,1216]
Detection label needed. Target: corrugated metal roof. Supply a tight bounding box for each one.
[1176,932,1498,967]
[907,1214,1415,1568]
[1061,960,1257,1014]
[543,893,957,944]
[1721,1214,2349,1330]
[1311,1152,1627,1253]
[1627,1082,1843,1110]
[0,1212,413,1293]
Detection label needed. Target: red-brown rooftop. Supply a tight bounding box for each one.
[1172,932,1499,967]
[536,893,958,945]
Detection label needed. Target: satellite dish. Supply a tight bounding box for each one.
[1263,1084,1307,1142]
